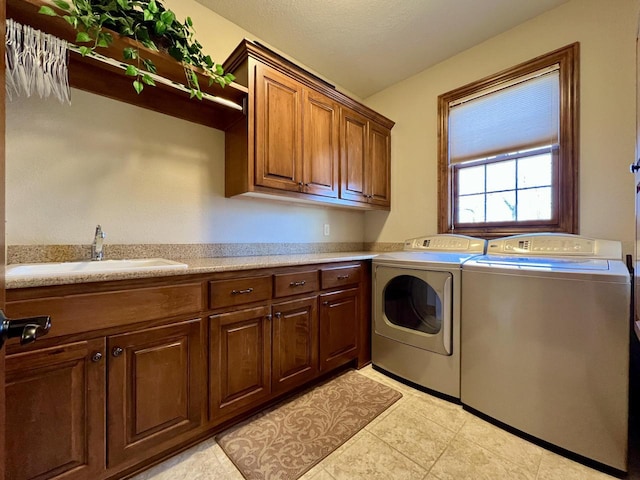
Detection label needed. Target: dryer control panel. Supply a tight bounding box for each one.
[404,234,486,253]
[487,234,621,259]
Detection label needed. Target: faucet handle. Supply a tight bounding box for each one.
[94,224,105,239]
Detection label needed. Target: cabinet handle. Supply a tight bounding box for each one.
[231,288,254,295]
[322,301,329,306]
[274,312,282,319]
[266,314,272,321]
[112,347,123,357]
[91,352,103,362]
[337,274,350,280]
[290,280,306,287]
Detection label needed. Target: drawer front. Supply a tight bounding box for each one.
[6,283,203,340]
[321,265,362,289]
[209,276,272,309]
[273,271,318,298]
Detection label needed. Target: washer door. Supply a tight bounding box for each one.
[374,265,452,355]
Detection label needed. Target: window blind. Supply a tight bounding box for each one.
[448,68,560,164]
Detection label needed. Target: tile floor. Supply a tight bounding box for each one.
[132,366,635,480]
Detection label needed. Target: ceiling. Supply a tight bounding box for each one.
[196,0,569,98]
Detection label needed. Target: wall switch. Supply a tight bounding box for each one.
[323,224,330,236]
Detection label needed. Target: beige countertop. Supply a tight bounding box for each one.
[6,252,378,289]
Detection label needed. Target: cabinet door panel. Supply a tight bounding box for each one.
[303,89,339,197]
[5,339,105,480]
[210,306,272,421]
[255,63,302,191]
[319,288,360,371]
[107,319,204,467]
[340,109,369,203]
[368,123,391,207]
[272,296,318,393]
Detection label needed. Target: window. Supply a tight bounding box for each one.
[438,43,579,237]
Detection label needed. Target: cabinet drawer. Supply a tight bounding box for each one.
[321,265,361,289]
[209,276,271,309]
[273,271,318,297]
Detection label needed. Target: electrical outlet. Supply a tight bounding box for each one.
[323,224,330,236]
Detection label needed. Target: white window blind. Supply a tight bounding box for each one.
[448,67,560,164]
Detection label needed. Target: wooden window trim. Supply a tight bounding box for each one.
[437,43,579,238]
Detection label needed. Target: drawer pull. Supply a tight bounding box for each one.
[91,352,103,363]
[112,347,123,357]
[231,288,254,295]
[290,281,306,287]
[337,274,350,280]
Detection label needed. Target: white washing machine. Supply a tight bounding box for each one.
[372,234,486,398]
[461,233,630,473]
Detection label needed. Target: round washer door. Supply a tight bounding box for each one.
[374,265,452,355]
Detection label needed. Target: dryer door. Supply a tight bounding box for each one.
[374,265,452,355]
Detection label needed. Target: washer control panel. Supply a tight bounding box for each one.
[487,234,621,259]
[404,234,486,253]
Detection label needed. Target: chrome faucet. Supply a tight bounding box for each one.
[91,225,106,261]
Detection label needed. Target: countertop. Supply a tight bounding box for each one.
[6,252,378,289]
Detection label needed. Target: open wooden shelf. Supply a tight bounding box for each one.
[6,0,248,131]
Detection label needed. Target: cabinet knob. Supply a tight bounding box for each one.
[265,314,273,321]
[112,347,124,357]
[322,301,329,306]
[91,352,103,362]
[274,312,282,319]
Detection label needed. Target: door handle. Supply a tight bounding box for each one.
[0,310,51,349]
[630,159,640,173]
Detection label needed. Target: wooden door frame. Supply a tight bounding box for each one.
[1,0,7,476]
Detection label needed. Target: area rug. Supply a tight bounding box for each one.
[216,370,402,480]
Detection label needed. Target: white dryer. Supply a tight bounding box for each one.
[461,233,630,473]
[372,234,486,399]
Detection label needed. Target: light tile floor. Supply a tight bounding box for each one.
[132,366,635,480]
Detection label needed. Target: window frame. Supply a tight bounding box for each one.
[437,43,579,237]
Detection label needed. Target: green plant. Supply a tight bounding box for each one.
[39,0,235,99]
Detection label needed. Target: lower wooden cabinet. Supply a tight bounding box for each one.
[319,288,360,372]
[5,339,105,480]
[272,296,319,393]
[210,306,272,421]
[107,319,205,467]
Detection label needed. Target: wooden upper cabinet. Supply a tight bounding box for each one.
[223,40,394,210]
[254,63,303,192]
[107,319,204,468]
[368,122,392,208]
[340,107,391,208]
[340,108,369,203]
[302,89,339,198]
[5,339,105,480]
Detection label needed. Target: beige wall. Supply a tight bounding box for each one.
[364,0,639,255]
[6,0,364,246]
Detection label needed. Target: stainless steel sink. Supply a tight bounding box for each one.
[6,258,188,278]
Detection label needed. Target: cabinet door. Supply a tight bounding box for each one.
[5,339,106,480]
[319,288,360,372]
[303,89,339,198]
[272,296,319,393]
[107,319,204,467]
[210,306,272,421]
[340,108,369,203]
[254,63,303,192]
[368,122,391,208]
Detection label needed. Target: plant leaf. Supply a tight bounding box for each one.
[142,58,157,73]
[63,15,78,28]
[160,10,175,25]
[38,6,58,16]
[143,9,154,21]
[116,0,129,9]
[76,31,92,43]
[123,47,138,60]
[52,0,71,11]
[148,0,159,14]
[96,32,113,47]
[125,65,138,76]
[142,74,155,86]
[133,80,144,94]
[78,46,92,56]
[186,16,193,27]
[154,20,166,35]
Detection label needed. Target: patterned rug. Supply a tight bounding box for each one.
[216,370,402,480]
